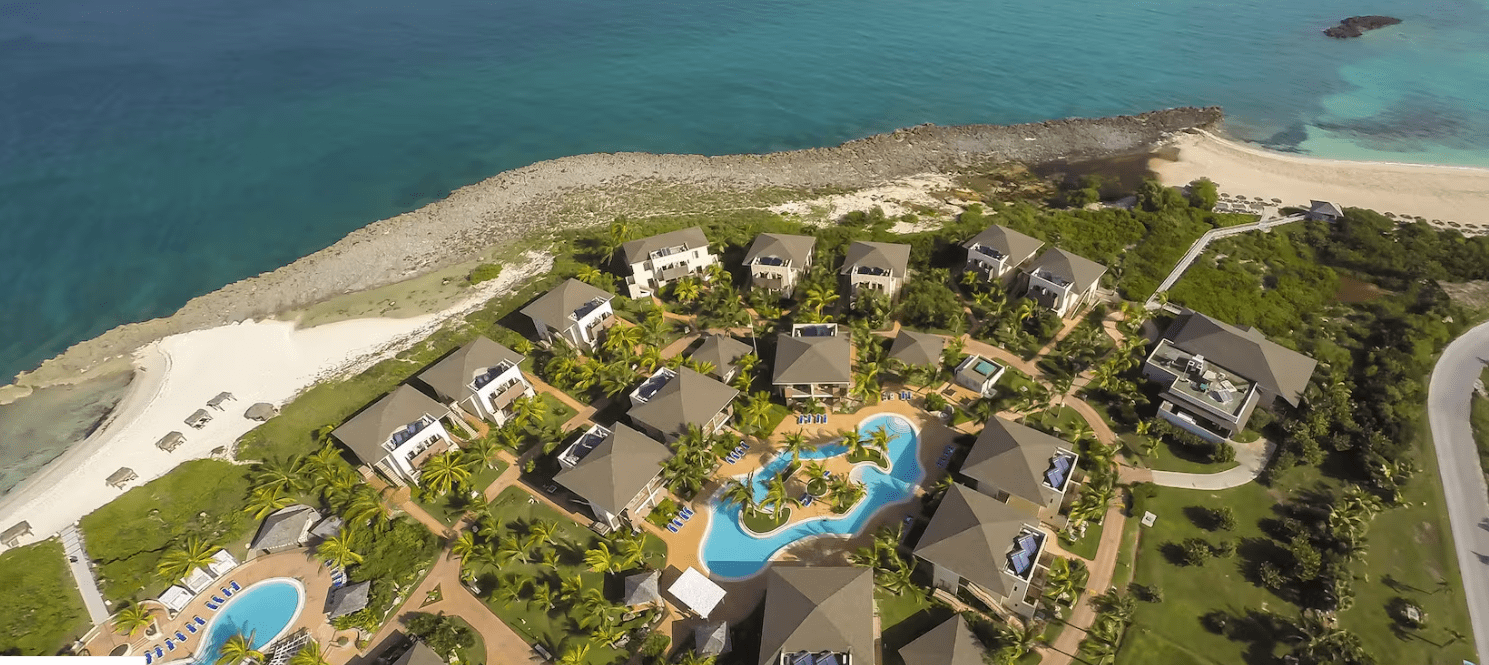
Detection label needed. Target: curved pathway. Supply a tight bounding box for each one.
[1118,439,1274,491]
[1427,320,1489,661]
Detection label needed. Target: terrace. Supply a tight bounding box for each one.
[470,361,518,391]
[631,367,677,404]
[1149,340,1258,420]
[1043,450,1078,493]
[385,415,439,449]
[558,424,610,469]
[782,651,850,665]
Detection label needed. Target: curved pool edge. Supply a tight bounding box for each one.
[187,576,308,664]
[698,412,928,581]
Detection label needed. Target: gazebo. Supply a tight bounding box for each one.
[207,392,236,410]
[106,467,137,489]
[156,431,186,452]
[1,521,32,548]
[667,567,727,619]
[694,622,732,656]
[244,403,278,421]
[185,410,212,429]
[622,570,662,607]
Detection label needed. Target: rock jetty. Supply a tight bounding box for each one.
[1323,16,1402,39]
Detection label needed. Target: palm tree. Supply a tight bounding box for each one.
[244,485,294,520]
[510,395,545,430]
[316,534,363,569]
[598,361,637,398]
[494,573,529,605]
[720,475,758,515]
[591,621,628,648]
[112,603,154,636]
[1091,589,1136,623]
[531,582,556,613]
[341,487,386,526]
[420,451,473,496]
[451,531,479,562]
[803,284,839,317]
[216,632,264,665]
[995,622,1044,662]
[828,475,865,513]
[637,346,664,373]
[875,560,917,595]
[677,649,717,665]
[1067,422,1095,445]
[737,392,775,436]
[585,541,626,573]
[867,427,892,456]
[288,641,330,665]
[603,324,643,357]
[615,532,646,569]
[557,643,590,665]
[1042,557,1088,606]
[674,277,704,304]
[157,536,218,582]
[529,519,559,548]
[779,430,816,468]
[1013,300,1037,326]
[762,475,792,516]
[495,535,530,565]
[250,457,306,495]
[801,461,829,487]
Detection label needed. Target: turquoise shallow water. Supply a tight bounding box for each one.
[2,0,1488,384]
[700,413,923,579]
[191,579,302,664]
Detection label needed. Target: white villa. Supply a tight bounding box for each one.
[841,241,912,300]
[962,225,1044,284]
[417,336,536,426]
[332,385,456,486]
[953,355,1005,397]
[555,423,672,531]
[914,483,1048,618]
[521,278,617,351]
[772,323,852,404]
[619,227,720,299]
[1022,247,1107,318]
[743,233,816,295]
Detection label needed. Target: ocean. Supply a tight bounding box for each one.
[0,0,1487,491]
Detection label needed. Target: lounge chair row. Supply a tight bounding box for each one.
[665,506,696,533]
[203,580,242,610]
[143,616,208,663]
[796,414,828,424]
[724,442,751,464]
[936,444,956,469]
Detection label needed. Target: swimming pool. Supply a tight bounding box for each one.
[699,413,925,579]
[189,578,305,665]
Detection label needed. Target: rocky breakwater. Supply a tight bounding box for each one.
[8,107,1222,393]
[1323,16,1402,39]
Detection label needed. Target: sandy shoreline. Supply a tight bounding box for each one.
[1151,130,1489,227]
[0,252,551,546]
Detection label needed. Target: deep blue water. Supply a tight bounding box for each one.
[3,0,1489,383]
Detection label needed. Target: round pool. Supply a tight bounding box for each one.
[190,578,305,664]
[699,413,925,579]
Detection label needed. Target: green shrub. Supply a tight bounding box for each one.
[0,541,90,655]
[468,263,503,284]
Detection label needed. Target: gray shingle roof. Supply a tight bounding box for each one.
[772,334,852,386]
[622,570,662,606]
[1024,248,1107,292]
[744,233,816,267]
[0,522,31,542]
[393,641,447,665]
[332,385,448,466]
[249,504,319,552]
[417,336,525,403]
[1163,311,1318,406]
[962,225,1044,264]
[758,567,875,665]
[889,330,945,367]
[619,227,710,265]
[913,484,1037,596]
[1309,200,1344,217]
[695,622,732,657]
[841,241,912,278]
[628,368,739,440]
[520,279,614,333]
[327,580,371,618]
[961,417,1071,507]
[554,424,671,516]
[898,615,983,665]
[691,335,754,381]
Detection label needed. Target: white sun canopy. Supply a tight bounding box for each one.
[182,567,214,594]
[667,567,727,619]
[159,585,193,612]
[208,549,239,577]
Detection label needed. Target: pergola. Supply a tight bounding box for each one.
[667,567,727,619]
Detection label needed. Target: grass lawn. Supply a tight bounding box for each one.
[79,459,255,604]
[1059,520,1103,561]
[0,540,91,655]
[450,615,486,665]
[1470,367,1489,475]
[470,487,666,665]
[1144,438,1239,474]
[413,461,510,526]
[537,393,580,426]
[876,588,951,665]
[741,507,792,533]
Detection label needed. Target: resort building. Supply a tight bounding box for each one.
[841,241,912,300]
[887,329,945,372]
[416,336,536,426]
[626,366,740,443]
[554,423,671,531]
[1306,200,1344,222]
[690,334,754,383]
[391,641,445,665]
[953,355,1005,397]
[618,226,720,299]
[773,323,853,404]
[962,225,1043,284]
[958,417,1079,518]
[521,278,617,351]
[898,616,984,665]
[327,581,371,620]
[1021,248,1107,318]
[913,483,1048,618]
[758,566,877,665]
[247,504,321,557]
[332,385,456,487]
[744,233,816,295]
[1142,309,1318,442]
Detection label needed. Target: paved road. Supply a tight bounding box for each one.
[1427,320,1489,663]
[60,523,110,625]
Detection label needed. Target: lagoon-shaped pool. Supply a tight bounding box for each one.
[188,578,304,665]
[700,413,925,579]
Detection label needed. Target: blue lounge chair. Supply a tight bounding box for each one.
[230,580,241,591]
[903,391,911,399]
[740,443,750,450]
[211,595,224,604]
[155,647,164,659]
[176,631,188,642]
[669,518,683,528]
[666,523,679,533]
[165,640,175,651]
[222,586,233,597]
[145,651,153,664]
[186,624,198,634]
[194,616,205,626]
[680,508,695,518]
[206,601,219,610]
[796,415,804,424]
[801,495,813,506]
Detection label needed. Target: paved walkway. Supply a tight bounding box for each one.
[1144,213,1307,308]
[1146,439,1273,490]
[60,523,110,625]
[1427,320,1489,661]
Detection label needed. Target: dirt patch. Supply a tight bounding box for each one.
[1440,280,1489,312]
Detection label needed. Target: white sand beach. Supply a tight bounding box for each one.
[1152,130,1489,227]
[0,252,551,547]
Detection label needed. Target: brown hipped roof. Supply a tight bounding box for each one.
[888,330,945,367]
[521,279,614,332]
[1024,248,1107,292]
[913,484,1038,596]
[392,641,447,665]
[960,417,1071,506]
[619,227,711,265]
[841,241,912,278]
[898,615,984,665]
[332,385,448,466]
[691,335,754,380]
[758,566,876,665]
[772,334,852,386]
[628,368,739,440]
[417,336,525,402]
[554,424,671,516]
[1164,310,1317,406]
[962,225,1044,263]
[745,233,816,267]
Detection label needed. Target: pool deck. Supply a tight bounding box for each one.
[642,398,960,648]
[83,550,356,661]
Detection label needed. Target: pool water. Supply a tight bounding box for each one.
[191,579,304,664]
[700,413,924,579]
